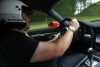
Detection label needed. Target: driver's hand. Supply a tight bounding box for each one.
[68,18,80,32]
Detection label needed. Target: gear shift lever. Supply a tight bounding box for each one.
[88,47,94,67]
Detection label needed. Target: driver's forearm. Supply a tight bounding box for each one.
[55,29,74,55]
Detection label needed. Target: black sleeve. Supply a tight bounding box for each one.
[14,36,39,66]
[22,37,39,64]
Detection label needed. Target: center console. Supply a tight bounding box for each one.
[76,28,100,67]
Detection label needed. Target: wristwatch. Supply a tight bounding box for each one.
[68,26,76,32]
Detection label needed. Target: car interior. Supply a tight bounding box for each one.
[0,0,100,67]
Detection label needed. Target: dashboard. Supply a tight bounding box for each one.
[76,21,100,52]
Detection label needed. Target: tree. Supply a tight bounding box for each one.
[74,0,92,15]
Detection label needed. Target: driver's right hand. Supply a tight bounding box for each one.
[68,18,80,32]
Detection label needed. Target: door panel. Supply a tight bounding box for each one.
[28,27,59,41]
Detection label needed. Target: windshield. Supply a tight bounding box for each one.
[30,0,100,30]
[53,0,100,21]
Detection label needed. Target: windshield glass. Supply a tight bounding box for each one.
[30,0,100,30]
[53,0,100,21]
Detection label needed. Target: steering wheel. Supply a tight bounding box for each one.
[58,18,92,52]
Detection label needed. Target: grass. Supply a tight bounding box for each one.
[30,21,48,30]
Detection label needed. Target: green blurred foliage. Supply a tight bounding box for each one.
[30,0,100,22]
